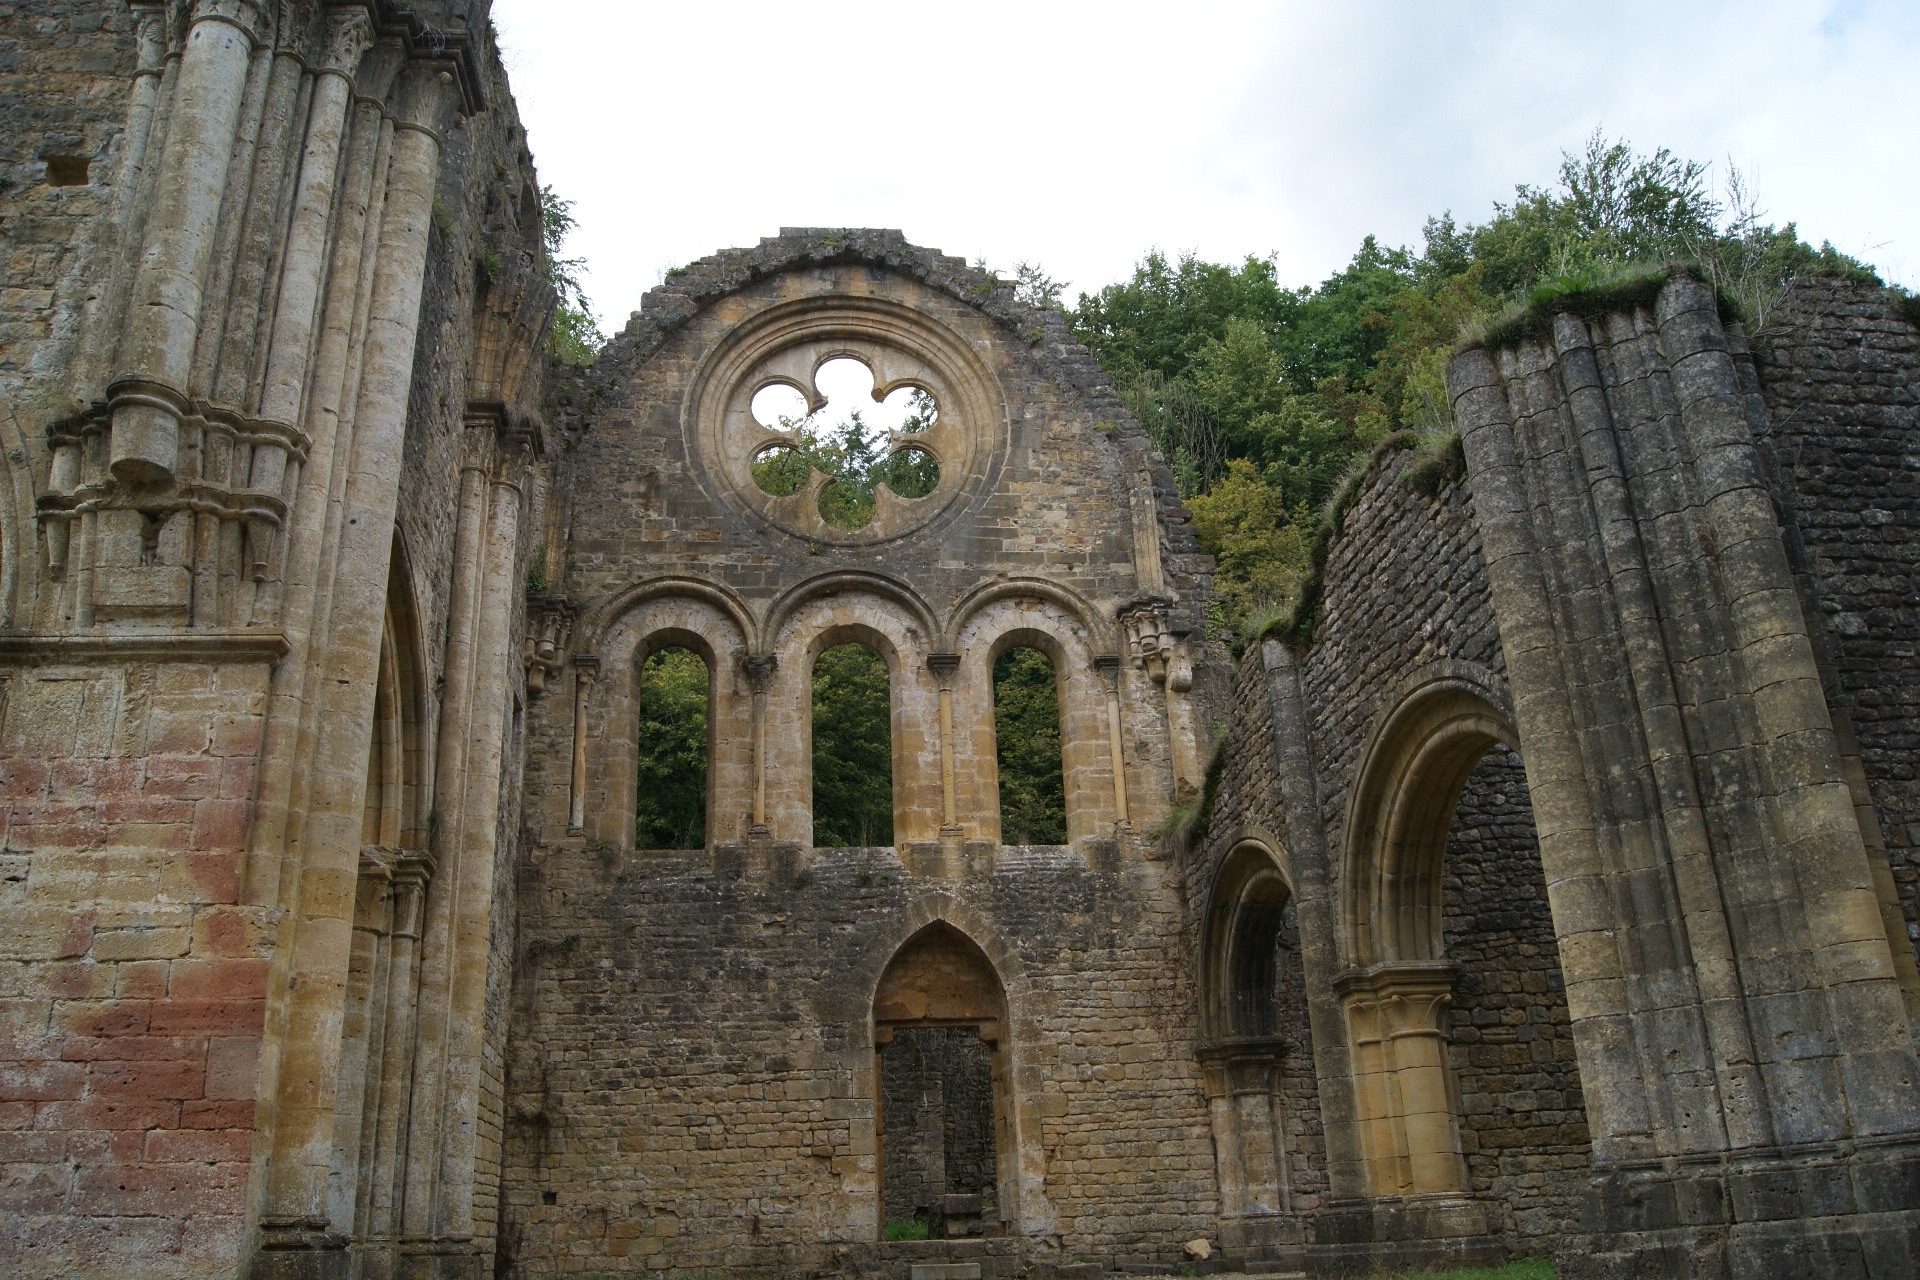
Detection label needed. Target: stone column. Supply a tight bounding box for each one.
[568,658,598,834]
[363,852,434,1270]
[1260,642,1366,1203]
[249,9,375,575]
[251,64,455,1276]
[1095,655,1130,828]
[745,654,777,832]
[424,433,529,1254]
[1202,1061,1247,1218]
[244,64,397,903]
[401,414,505,1263]
[108,0,267,482]
[928,653,962,832]
[1333,963,1465,1199]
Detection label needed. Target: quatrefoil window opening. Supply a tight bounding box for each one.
[748,357,941,530]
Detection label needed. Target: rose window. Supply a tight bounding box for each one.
[748,357,941,530]
[692,305,999,546]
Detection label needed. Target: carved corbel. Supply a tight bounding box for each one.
[1119,599,1176,683]
[522,592,576,696]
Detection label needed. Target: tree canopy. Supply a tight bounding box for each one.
[1067,130,1880,636]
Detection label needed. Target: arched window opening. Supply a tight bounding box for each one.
[812,642,892,847]
[635,645,710,851]
[1227,885,1293,1040]
[874,924,1009,1241]
[992,647,1065,844]
[1201,846,1300,1229]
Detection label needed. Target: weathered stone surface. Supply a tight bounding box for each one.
[1,6,1915,1276]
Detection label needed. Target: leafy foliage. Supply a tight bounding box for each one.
[750,398,941,529]
[812,644,894,847]
[1187,460,1314,632]
[1071,131,1880,638]
[541,184,605,366]
[635,647,709,850]
[993,648,1066,844]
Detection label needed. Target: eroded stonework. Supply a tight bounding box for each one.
[0,7,1917,1280]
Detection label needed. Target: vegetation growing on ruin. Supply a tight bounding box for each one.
[1068,131,1880,639]
[542,184,605,366]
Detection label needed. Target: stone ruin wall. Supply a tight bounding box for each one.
[0,6,1916,1272]
[1754,281,1920,971]
[1193,439,1591,1256]
[497,232,1224,1276]
[501,848,1214,1276]
[0,3,553,1275]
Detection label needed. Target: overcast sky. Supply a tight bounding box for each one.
[489,1,1917,329]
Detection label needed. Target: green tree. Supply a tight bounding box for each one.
[750,410,941,530]
[993,648,1066,844]
[812,644,894,847]
[1186,460,1314,630]
[635,647,709,849]
[1073,251,1301,384]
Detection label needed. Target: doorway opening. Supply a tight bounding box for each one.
[873,923,1009,1241]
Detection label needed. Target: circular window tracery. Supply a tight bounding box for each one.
[745,358,945,530]
[690,299,1001,545]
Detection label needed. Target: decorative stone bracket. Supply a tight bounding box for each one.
[39,400,311,622]
[522,591,576,695]
[1119,599,1192,690]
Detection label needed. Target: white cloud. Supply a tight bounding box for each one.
[490,0,1917,325]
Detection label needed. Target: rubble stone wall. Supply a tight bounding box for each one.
[1755,280,1920,964]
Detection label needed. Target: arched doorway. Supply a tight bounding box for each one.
[1338,669,1589,1239]
[1200,841,1305,1254]
[873,923,1012,1240]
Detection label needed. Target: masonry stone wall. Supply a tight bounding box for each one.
[496,231,1223,1277]
[1193,442,1591,1266]
[499,847,1212,1276]
[0,4,555,1277]
[1755,280,1920,966]
[879,1026,997,1222]
[1442,750,1588,1239]
[5,8,1919,1274]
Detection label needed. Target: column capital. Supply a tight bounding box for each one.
[927,652,960,685]
[189,0,270,44]
[742,653,778,694]
[318,6,374,79]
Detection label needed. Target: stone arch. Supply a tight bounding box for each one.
[579,573,759,657]
[1199,838,1301,1238]
[765,569,939,657]
[1335,662,1524,1206]
[590,592,752,848]
[1205,839,1296,1041]
[769,590,938,845]
[836,898,1051,1242]
[1343,663,1518,969]
[953,595,1117,845]
[946,576,1113,653]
